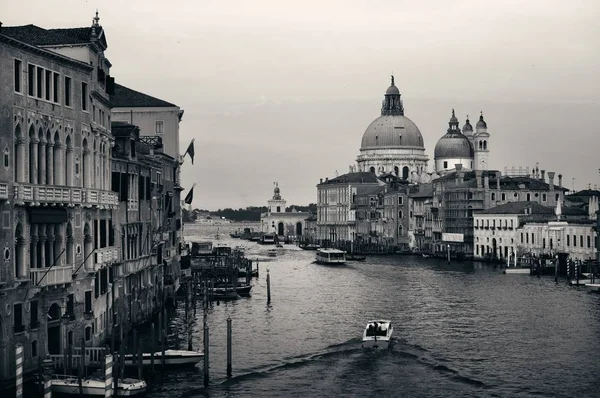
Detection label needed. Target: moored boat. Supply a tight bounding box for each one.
[315,248,346,265]
[503,267,531,274]
[300,243,320,250]
[585,283,600,292]
[123,349,204,368]
[267,249,277,257]
[362,320,393,349]
[42,374,146,396]
[346,253,366,262]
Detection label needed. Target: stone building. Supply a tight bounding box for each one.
[0,15,117,384]
[316,172,384,243]
[356,76,429,182]
[408,183,435,253]
[260,183,310,238]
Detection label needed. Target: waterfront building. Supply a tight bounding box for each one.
[517,221,596,261]
[356,76,429,182]
[381,174,410,250]
[432,167,568,257]
[316,172,384,243]
[0,15,117,384]
[408,183,435,253]
[260,183,310,238]
[354,185,387,244]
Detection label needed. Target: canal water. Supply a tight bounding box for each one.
[145,222,600,398]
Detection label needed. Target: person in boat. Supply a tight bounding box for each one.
[367,323,374,336]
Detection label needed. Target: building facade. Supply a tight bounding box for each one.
[260,183,309,238]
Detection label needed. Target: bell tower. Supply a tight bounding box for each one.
[267,182,287,214]
[473,112,490,170]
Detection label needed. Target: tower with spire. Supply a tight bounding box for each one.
[473,112,490,171]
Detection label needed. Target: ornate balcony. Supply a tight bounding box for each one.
[13,184,117,208]
[30,265,72,287]
[0,183,8,200]
[86,247,119,272]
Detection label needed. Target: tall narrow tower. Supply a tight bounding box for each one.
[473,112,489,170]
[267,182,287,214]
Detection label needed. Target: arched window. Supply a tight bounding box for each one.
[394,166,399,176]
[65,135,73,186]
[28,125,37,184]
[398,225,403,237]
[369,166,375,174]
[402,166,409,180]
[3,147,9,169]
[587,235,591,248]
[479,141,482,150]
[85,326,92,341]
[398,210,403,219]
[483,141,487,150]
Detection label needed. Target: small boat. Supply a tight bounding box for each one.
[503,267,530,274]
[42,374,146,396]
[213,284,253,297]
[421,253,430,258]
[569,278,593,286]
[315,248,346,265]
[123,349,204,368]
[276,243,283,248]
[346,253,366,262]
[362,320,393,349]
[300,243,320,250]
[585,283,600,292]
[267,249,277,257]
[260,234,277,244]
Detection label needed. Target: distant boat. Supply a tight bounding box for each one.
[300,243,320,250]
[346,253,366,262]
[362,320,393,349]
[267,249,277,257]
[123,349,204,368]
[315,248,346,265]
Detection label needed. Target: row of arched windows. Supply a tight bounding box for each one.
[13,123,111,190]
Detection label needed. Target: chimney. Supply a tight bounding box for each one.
[325,177,328,182]
[558,174,563,189]
[475,170,483,188]
[320,178,323,184]
[547,171,555,191]
[484,173,489,189]
[541,170,545,182]
[496,171,501,190]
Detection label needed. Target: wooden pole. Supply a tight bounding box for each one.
[187,279,193,351]
[267,269,271,304]
[161,307,166,369]
[137,341,143,380]
[104,353,113,398]
[15,343,23,398]
[78,338,85,396]
[150,322,155,376]
[203,324,209,387]
[226,318,232,378]
[132,329,137,372]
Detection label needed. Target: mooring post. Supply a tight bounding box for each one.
[137,341,143,380]
[203,324,209,387]
[447,244,451,264]
[187,279,193,351]
[78,338,85,396]
[15,343,23,398]
[42,356,53,398]
[132,329,137,371]
[555,255,559,283]
[161,307,166,370]
[256,261,259,278]
[227,318,232,378]
[104,353,113,398]
[63,347,68,375]
[267,269,271,304]
[150,322,155,377]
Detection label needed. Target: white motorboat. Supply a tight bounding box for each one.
[315,248,346,265]
[569,279,593,286]
[503,267,530,274]
[585,283,600,292]
[123,349,204,367]
[362,320,393,349]
[42,374,146,396]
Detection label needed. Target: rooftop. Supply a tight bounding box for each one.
[2,24,102,46]
[318,172,382,186]
[476,201,554,215]
[111,83,178,108]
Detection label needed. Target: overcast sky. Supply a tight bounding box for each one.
[2,0,599,209]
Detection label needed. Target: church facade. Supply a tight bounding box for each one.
[260,183,310,239]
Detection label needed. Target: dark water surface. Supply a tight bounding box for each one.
[145,223,600,397]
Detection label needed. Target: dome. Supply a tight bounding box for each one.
[385,85,400,95]
[476,113,487,129]
[434,132,474,159]
[360,115,424,150]
[462,117,473,133]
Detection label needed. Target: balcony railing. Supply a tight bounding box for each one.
[14,184,117,207]
[122,255,155,275]
[92,247,119,270]
[0,183,8,200]
[30,265,72,287]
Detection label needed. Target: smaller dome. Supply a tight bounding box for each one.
[386,85,400,95]
[449,109,458,124]
[434,133,474,159]
[476,113,487,129]
[463,117,473,133]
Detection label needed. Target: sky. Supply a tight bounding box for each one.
[2,0,599,209]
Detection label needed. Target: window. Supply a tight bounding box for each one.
[567,235,570,246]
[14,59,22,93]
[45,69,51,101]
[573,235,576,247]
[155,121,164,134]
[398,196,403,205]
[398,210,403,219]
[526,193,531,201]
[81,82,88,111]
[84,291,92,314]
[14,303,24,333]
[30,300,39,328]
[521,233,524,244]
[64,77,72,106]
[542,193,547,202]
[587,235,591,248]
[3,148,9,168]
[92,105,96,122]
[85,327,92,341]
[531,233,534,244]
[53,72,59,102]
[501,193,506,201]
[28,64,35,96]
[580,235,583,247]
[31,341,38,357]
[276,206,281,212]
[443,161,448,169]
[36,67,43,99]
[491,193,496,201]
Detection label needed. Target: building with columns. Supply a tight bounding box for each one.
[260,183,310,238]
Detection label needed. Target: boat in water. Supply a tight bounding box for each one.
[123,349,204,368]
[315,248,346,265]
[362,320,393,349]
[267,249,277,257]
[300,243,320,250]
[503,267,531,274]
[346,253,366,262]
[40,374,146,396]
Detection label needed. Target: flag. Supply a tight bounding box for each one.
[184,185,195,205]
[184,139,195,164]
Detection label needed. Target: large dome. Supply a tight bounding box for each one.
[434,132,474,159]
[361,115,424,150]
